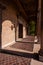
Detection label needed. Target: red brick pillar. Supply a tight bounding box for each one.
[38,0,43,62]
[0,5,2,49]
[0,4,5,49]
[37,0,41,44]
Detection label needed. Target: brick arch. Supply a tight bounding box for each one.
[2,20,15,48]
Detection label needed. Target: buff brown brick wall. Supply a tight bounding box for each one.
[0,0,27,48]
[1,1,17,48]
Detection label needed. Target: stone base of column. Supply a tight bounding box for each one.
[39,49,43,62]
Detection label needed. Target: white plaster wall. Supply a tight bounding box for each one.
[23,26,26,38]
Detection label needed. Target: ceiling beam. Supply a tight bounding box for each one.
[13,0,28,20]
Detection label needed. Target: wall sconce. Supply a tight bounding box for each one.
[11,24,14,30]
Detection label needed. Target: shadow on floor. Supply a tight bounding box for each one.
[0,49,39,61]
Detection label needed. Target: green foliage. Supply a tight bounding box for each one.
[29,21,36,35]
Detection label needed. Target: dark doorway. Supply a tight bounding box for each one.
[18,23,23,38]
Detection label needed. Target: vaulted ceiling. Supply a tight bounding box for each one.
[13,0,38,21]
[0,0,38,21]
[19,0,38,15]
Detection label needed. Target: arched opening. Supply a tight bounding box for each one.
[2,20,15,48]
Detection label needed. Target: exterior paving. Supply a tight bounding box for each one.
[0,52,31,65]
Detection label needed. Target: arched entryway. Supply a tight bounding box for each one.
[2,20,15,48]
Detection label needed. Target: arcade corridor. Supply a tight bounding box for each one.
[0,0,43,65]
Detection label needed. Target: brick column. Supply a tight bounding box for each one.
[0,6,2,49]
[0,4,5,49]
[38,0,43,62]
[37,0,41,44]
